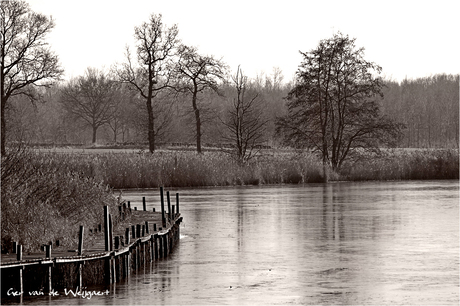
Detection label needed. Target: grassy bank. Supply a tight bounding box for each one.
[1,147,458,252]
[1,146,119,252]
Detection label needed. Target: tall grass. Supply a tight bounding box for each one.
[1,146,118,252]
[340,149,459,181]
[2,147,457,252]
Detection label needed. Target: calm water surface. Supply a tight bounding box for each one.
[15,180,460,305]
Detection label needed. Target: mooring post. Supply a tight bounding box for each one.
[176,193,179,216]
[104,206,110,252]
[154,223,157,232]
[145,221,149,234]
[167,191,172,222]
[160,187,166,228]
[142,224,145,237]
[45,244,52,293]
[172,205,175,220]
[17,245,23,295]
[109,214,114,251]
[143,197,146,211]
[125,228,130,245]
[78,225,84,288]
[136,224,141,238]
[153,234,159,260]
[158,234,163,259]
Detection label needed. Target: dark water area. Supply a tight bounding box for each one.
[6,180,459,305]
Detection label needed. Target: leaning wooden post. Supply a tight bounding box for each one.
[160,187,166,228]
[167,191,172,222]
[143,196,146,211]
[78,225,84,288]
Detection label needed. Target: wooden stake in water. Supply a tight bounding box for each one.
[160,187,166,228]
[45,244,52,293]
[176,193,180,215]
[104,206,110,252]
[143,197,146,211]
[167,191,172,222]
[78,226,84,288]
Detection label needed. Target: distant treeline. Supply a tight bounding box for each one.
[381,74,459,148]
[6,73,459,149]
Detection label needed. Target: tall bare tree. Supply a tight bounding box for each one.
[60,68,118,145]
[115,13,179,153]
[222,66,268,162]
[175,45,226,153]
[1,0,63,155]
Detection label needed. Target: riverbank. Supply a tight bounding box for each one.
[1,146,458,253]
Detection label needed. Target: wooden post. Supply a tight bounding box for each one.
[142,224,145,237]
[150,235,154,262]
[78,226,84,288]
[167,191,172,222]
[172,205,175,220]
[104,206,110,252]
[109,214,114,251]
[160,187,166,228]
[45,244,52,293]
[115,236,120,249]
[176,193,180,215]
[152,207,155,212]
[136,224,141,238]
[12,241,17,254]
[131,225,136,239]
[145,221,149,234]
[143,196,146,211]
[125,228,130,245]
[163,234,168,258]
[17,245,23,295]
[154,224,157,232]
[153,234,159,260]
[158,235,163,259]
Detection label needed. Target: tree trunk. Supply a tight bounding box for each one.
[1,96,6,156]
[146,98,155,153]
[192,91,202,154]
[92,126,97,145]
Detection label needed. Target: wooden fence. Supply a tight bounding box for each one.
[1,187,183,301]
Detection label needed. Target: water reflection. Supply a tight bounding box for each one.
[9,181,458,305]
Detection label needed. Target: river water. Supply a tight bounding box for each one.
[13,180,460,305]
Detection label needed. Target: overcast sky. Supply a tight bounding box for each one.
[27,0,459,83]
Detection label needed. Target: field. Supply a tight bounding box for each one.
[1,145,458,252]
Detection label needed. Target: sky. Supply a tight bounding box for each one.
[27,0,459,83]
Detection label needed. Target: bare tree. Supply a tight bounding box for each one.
[1,0,63,154]
[115,13,179,153]
[222,66,268,162]
[277,33,404,178]
[175,45,226,153]
[60,68,118,145]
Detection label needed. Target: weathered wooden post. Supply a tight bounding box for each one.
[78,225,84,288]
[115,236,120,249]
[136,224,141,238]
[17,245,23,295]
[172,205,175,220]
[176,193,180,216]
[145,221,149,234]
[143,196,146,211]
[45,244,52,293]
[125,228,130,245]
[12,241,17,254]
[103,206,112,284]
[167,191,172,222]
[109,214,114,251]
[154,224,157,232]
[160,187,166,228]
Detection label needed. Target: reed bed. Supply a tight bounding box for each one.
[2,146,457,252]
[1,146,119,252]
[340,149,459,181]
